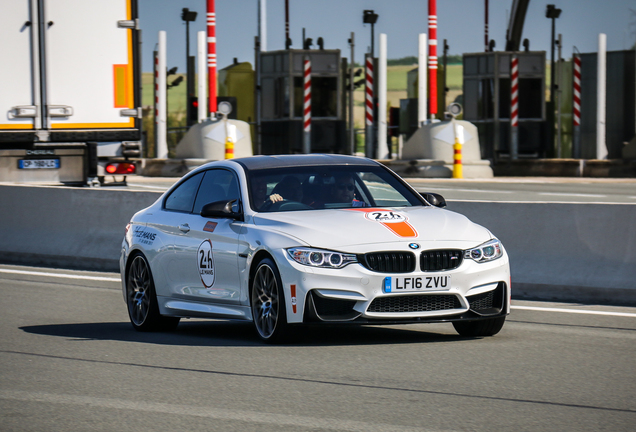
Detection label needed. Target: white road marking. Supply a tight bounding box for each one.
[449,199,635,205]
[512,305,636,318]
[2,269,634,319]
[0,390,438,432]
[0,268,120,282]
[538,192,607,198]
[420,187,513,194]
[126,183,170,190]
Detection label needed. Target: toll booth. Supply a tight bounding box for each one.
[260,49,346,154]
[398,66,448,140]
[218,61,256,143]
[579,49,635,159]
[462,51,546,160]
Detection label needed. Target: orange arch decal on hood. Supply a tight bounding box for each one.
[347,208,418,238]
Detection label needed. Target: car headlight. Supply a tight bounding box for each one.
[287,248,357,269]
[464,239,503,263]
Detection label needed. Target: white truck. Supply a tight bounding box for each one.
[0,0,142,186]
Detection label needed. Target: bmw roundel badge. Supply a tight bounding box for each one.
[408,243,420,250]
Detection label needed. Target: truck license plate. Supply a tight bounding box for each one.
[18,159,60,169]
[383,275,451,293]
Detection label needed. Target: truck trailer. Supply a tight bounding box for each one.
[0,0,142,186]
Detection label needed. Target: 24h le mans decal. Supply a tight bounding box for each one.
[197,239,215,288]
[348,208,418,238]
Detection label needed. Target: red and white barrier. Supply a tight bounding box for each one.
[365,56,374,127]
[511,56,519,128]
[510,55,519,159]
[428,0,438,117]
[207,0,217,114]
[364,54,374,158]
[572,53,582,158]
[303,58,311,153]
[573,55,581,127]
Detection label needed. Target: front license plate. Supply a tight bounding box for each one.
[18,159,60,169]
[384,275,451,293]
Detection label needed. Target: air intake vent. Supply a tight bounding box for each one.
[368,294,461,313]
[358,251,416,273]
[420,249,463,272]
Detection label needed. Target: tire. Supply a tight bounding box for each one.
[126,253,180,332]
[250,257,288,343]
[452,316,506,337]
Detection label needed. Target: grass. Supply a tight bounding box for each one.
[142,73,188,114]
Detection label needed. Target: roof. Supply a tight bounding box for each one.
[232,154,379,171]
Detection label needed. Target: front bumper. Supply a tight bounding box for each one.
[274,248,511,325]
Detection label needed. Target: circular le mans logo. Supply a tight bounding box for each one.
[197,240,215,288]
[365,211,407,223]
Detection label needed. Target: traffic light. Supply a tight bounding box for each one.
[188,96,199,123]
[346,68,364,91]
[167,75,183,89]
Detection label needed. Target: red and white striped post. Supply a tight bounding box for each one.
[572,54,582,158]
[207,0,217,115]
[303,57,311,154]
[428,0,438,119]
[510,54,519,159]
[364,54,374,157]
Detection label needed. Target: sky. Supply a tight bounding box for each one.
[139,0,636,72]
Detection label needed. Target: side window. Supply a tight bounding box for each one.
[164,172,204,213]
[193,169,241,214]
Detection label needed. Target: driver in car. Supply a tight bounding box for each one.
[252,176,303,210]
[332,173,365,207]
[270,175,303,203]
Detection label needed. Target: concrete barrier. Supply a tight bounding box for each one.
[1,185,634,305]
[450,201,636,305]
[0,185,161,271]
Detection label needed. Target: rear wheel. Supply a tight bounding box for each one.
[126,253,180,332]
[251,258,288,343]
[452,316,505,337]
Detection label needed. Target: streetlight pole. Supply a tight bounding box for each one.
[546,4,561,156]
[363,10,378,57]
[181,8,197,126]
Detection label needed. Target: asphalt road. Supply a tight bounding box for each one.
[115,176,636,204]
[1,265,635,431]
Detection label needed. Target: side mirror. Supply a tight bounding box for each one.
[421,192,446,208]
[200,199,243,220]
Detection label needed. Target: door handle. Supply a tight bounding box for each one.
[178,223,190,233]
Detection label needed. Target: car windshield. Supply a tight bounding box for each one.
[247,165,424,212]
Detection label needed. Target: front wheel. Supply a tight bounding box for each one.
[126,253,180,332]
[251,258,288,343]
[452,316,506,337]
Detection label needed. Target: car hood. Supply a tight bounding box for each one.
[252,206,491,249]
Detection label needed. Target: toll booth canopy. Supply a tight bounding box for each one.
[463,51,546,159]
[260,49,346,154]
